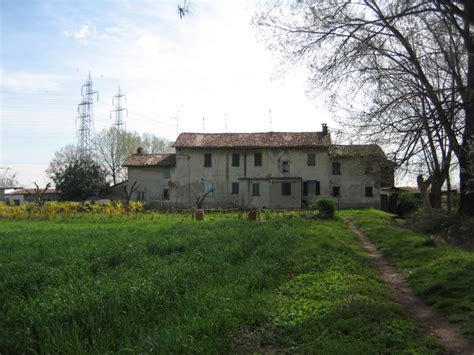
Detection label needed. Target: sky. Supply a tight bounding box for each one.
[1,0,336,187]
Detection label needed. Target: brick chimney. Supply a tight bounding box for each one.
[136,147,145,155]
[321,123,328,136]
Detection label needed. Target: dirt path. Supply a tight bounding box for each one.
[346,220,474,355]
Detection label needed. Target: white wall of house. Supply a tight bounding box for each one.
[166,147,382,209]
[328,158,381,209]
[127,166,176,205]
[4,193,61,205]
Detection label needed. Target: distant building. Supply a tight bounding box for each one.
[122,125,394,209]
[5,188,61,205]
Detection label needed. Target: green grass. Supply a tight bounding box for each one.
[342,209,474,338]
[0,215,439,353]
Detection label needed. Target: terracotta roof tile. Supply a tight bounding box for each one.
[123,154,176,167]
[328,144,386,158]
[174,132,331,148]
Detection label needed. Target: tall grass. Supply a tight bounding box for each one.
[1,215,439,353]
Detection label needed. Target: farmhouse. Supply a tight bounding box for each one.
[5,188,61,205]
[123,125,394,209]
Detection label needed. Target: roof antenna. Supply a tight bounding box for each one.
[269,108,272,131]
[224,112,228,133]
[202,116,205,132]
[171,109,180,138]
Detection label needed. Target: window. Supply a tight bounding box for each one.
[231,182,239,195]
[232,153,240,167]
[365,186,373,197]
[204,153,212,167]
[138,191,146,201]
[203,182,214,196]
[252,183,260,196]
[282,182,291,196]
[307,153,316,166]
[304,180,321,196]
[163,189,170,200]
[332,162,341,175]
[254,153,262,167]
[163,168,171,179]
[282,161,289,173]
[332,186,340,197]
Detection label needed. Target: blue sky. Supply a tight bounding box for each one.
[1,0,334,186]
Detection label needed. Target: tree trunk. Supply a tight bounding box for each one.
[430,177,443,209]
[459,0,474,216]
[417,175,432,211]
[459,154,474,215]
[447,172,452,212]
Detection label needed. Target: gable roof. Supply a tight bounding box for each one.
[174,132,331,148]
[328,144,386,158]
[123,154,176,167]
[7,188,59,195]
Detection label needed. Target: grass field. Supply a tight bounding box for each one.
[0,212,442,353]
[343,209,474,338]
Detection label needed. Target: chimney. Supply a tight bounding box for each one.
[136,147,145,155]
[321,123,328,136]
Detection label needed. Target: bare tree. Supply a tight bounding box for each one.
[177,0,193,18]
[257,0,474,214]
[0,167,19,188]
[46,145,81,180]
[123,181,139,207]
[93,128,169,185]
[29,182,52,209]
[93,128,141,185]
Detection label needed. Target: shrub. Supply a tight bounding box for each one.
[312,198,336,219]
[396,192,418,217]
[407,209,454,234]
[408,209,474,241]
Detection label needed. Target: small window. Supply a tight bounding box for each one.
[232,153,240,167]
[163,189,170,200]
[252,183,260,196]
[204,153,212,167]
[203,182,214,196]
[137,191,146,201]
[332,186,340,197]
[332,162,341,175]
[163,168,171,179]
[365,186,373,197]
[307,154,316,166]
[231,182,239,195]
[254,153,262,167]
[282,161,289,173]
[282,182,291,196]
[303,182,308,196]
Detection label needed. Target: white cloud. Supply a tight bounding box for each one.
[0,71,62,93]
[74,24,94,39]
[63,24,97,41]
